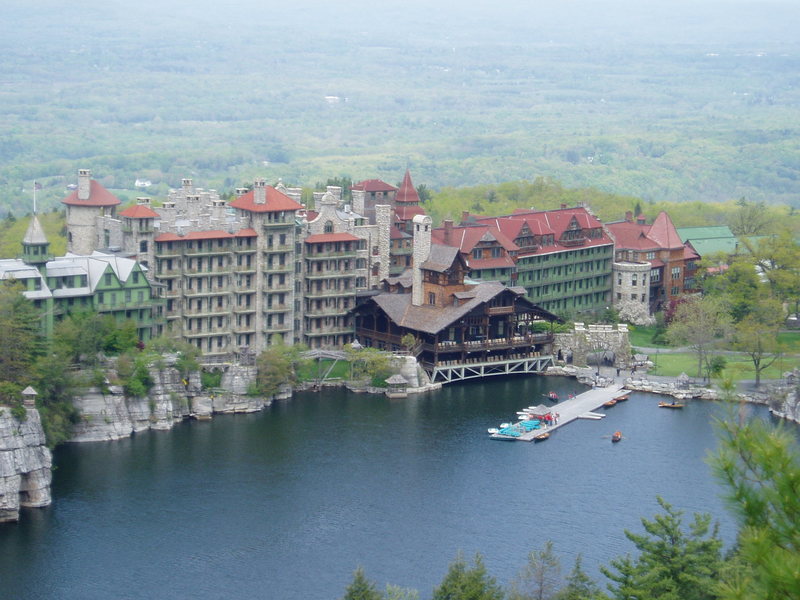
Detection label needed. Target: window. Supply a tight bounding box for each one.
[646,251,655,260]
[104,273,112,285]
[428,292,436,305]
[324,221,333,233]
[473,248,483,259]
[671,267,681,280]
[671,286,680,295]
[139,240,148,253]
[631,274,638,286]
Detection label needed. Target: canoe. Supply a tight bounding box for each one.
[658,401,684,409]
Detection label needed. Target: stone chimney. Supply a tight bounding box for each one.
[375,205,392,284]
[78,169,91,201]
[137,197,151,206]
[412,214,432,306]
[182,178,193,192]
[636,215,647,224]
[254,179,267,205]
[235,187,248,197]
[461,210,470,225]
[352,189,366,216]
[625,210,633,222]
[443,219,454,245]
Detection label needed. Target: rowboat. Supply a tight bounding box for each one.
[613,392,630,402]
[611,431,622,443]
[603,399,617,408]
[534,432,550,442]
[659,401,684,409]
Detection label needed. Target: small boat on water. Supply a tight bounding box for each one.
[659,401,684,409]
[487,428,499,434]
[534,432,550,442]
[543,391,559,401]
[613,392,630,402]
[611,431,622,443]
[603,399,617,408]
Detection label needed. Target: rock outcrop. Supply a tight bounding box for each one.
[0,407,52,522]
[70,363,271,443]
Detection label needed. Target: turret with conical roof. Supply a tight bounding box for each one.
[21,214,52,270]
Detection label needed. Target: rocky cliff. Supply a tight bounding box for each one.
[70,364,271,443]
[0,407,52,522]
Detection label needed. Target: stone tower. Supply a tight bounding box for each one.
[412,214,432,306]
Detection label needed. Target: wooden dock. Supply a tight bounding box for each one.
[490,383,625,442]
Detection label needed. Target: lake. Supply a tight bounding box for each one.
[0,376,774,599]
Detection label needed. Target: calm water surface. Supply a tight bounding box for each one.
[0,376,778,599]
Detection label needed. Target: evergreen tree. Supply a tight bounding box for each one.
[554,555,601,600]
[711,415,800,600]
[601,497,723,600]
[0,283,43,385]
[432,553,505,600]
[509,541,562,600]
[342,567,383,600]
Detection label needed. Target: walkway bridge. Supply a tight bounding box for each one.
[426,354,554,385]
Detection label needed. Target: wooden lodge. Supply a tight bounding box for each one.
[352,215,561,383]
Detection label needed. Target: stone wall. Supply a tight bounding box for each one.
[553,323,632,368]
[0,407,52,522]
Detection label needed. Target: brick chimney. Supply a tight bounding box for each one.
[461,210,470,225]
[636,215,647,224]
[78,169,91,201]
[412,214,432,306]
[443,219,453,245]
[254,178,267,205]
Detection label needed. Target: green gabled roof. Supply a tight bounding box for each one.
[687,237,740,258]
[676,225,735,243]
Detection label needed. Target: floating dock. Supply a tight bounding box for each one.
[490,383,625,442]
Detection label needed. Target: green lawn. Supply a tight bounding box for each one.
[777,331,800,353]
[627,325,670,349]
[296,358,351,382]
[647,352,794,382]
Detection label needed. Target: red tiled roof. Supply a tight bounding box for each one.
[469,256,516,270]
[606,221,660,251]
[304,232,361,244]
[155,230,234,242]
[647,211,684,250]
[683,245,700,260]
[235,228,258,237]
[390,226,410,240]
[395,205,425,220]
[229,186,303,213]
[649,259,665,268]
[432,224,519,254]
[351,179,397,193]
[305,210,319,221]
[119,204,159,218]
[62,180,121,207]
[395,170,420,203]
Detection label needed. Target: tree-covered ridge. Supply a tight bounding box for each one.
[2,2,799,216]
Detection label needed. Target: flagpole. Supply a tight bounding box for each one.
[33,180,37,215]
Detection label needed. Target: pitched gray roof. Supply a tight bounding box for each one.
[23,215,48,245]
[371,280,514,334]
[421,245,460,273]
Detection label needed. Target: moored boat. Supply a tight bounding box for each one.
[613,392,630,402]
[534,432,550,442]
[603,399,617,408]
[611,431,622,443]
[487,428,499,434]
[658,401,684,409]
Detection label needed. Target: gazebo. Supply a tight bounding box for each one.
[385,374,409,398]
